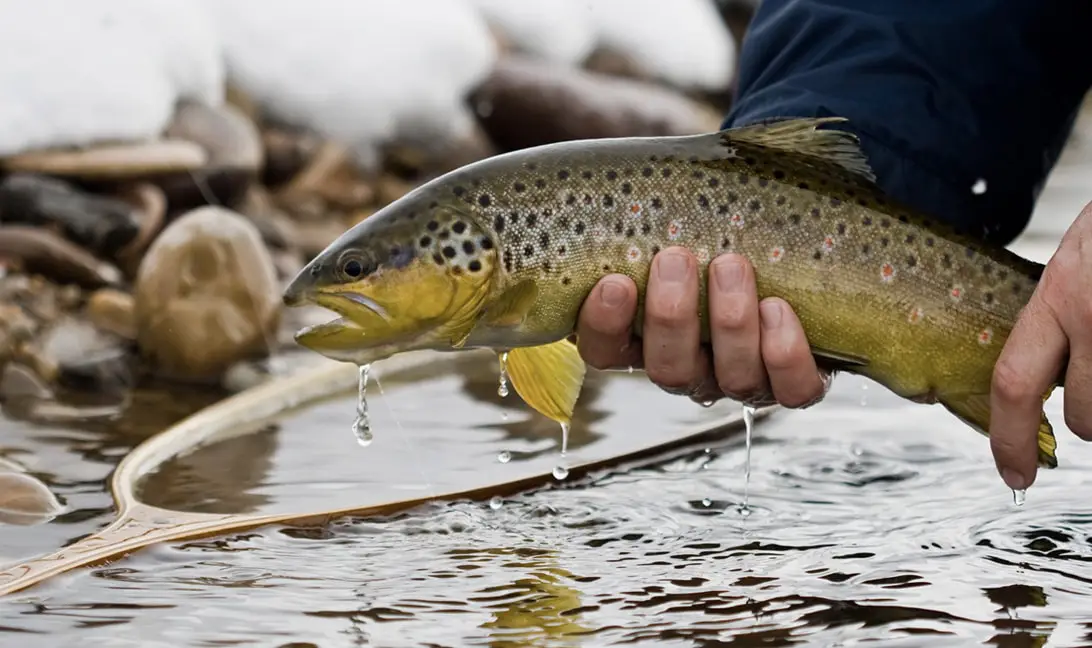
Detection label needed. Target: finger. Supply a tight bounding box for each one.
[758,298,826,408]
[708,253,771,402]
[990,296,1068,490]
[1063,336,1092,440]
[576,274,642,371]
[643,247,704,393]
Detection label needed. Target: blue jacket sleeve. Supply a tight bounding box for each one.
[724,0,1092,245]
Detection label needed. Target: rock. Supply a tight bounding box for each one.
[114,182,167,275]
[86,289,136,340]
[583,46,652,82]
[237,186,301,251]
[0,173,141,257]
[0,139,208,180]
[382,120,497,179]
[134,205,281,380]
[0,226,123,288]
[0,471,65,526]
[296,219,351,258]
[274,140,376,217]
[0,362,51,401]
[261,127,324,187]
[158,101,264,208]
[37,317,132,395]
[471,56,724,152]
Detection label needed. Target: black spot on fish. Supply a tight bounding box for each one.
[433,253,444,265]
[559,216,570,229]
[790,213,801,224]
[997,270,1008,281]
[745,156,756,166]
[662,168,672,178]
[613,221,623,234]
[721,237,730,249]
[906,255,916,267]
[773,169,786,180]
[831,198,842,207]
[526,213,538,228]
[468,260,482,272]
[811,208,821,218]
[602,264,611,271]
[539,232,549,248]
[606,170,618,181]
[880,237,889,247]
[798,182,810,190]
[453,221,467,234]
[691,170,704,180]
[698,194,710,208]
[503,251,513,272]
[727,192,738,204]
[575,222,585,234]
[453,186,466,197]
[557,245,567,256]
[651,198,663,210]
[513,182,526,193]
[813,250,822,260]
[526,162,538,171]
[493,214,505,232]
[443,246,456,258]
[773,218,784,228]
[708,177,719,188]
[621,182,632,195]
[758,178,769,188]
[981,264,992,277]
[880,219,890,228]
[558,169,570,180]
[625,227,635,237]
[641,222,651,234]
[861,244,871,254]
[602,194,614,208]
[837,223,846,235]
[439,229,450,240]
[583,193,593,205]
[480,237,493,250]
[651,245,660,255]
[508,211,520,227]
[535,178,546,189]
[941,254,952,268]
[642,166,653,177]
[925,237,935,247]
[862,216,872,226]
[562,276,571,285]
[419,236,431,248]
[717,205,729,215]
[565,193,577,206]
[1011,283,1021,294]
[984,292,994,304]
[738,174,749,184]
[427,220,439,231]
[965,248,976,259]
[748,199,761,212]
[776,196,787,206]
[523,245,534,257]
[462,240,475,255]
[649,155,658,162]
[905,234,915,244]
[543,261,552,272]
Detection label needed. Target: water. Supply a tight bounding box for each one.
[351,363,372,447]
[496,352,510,398]
[739,404,756,517]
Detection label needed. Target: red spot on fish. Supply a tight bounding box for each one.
[950,286,963,301]
[822,236,835,252]
[769,247,784,263]
[908,306,924,324]
[629,203,642,216]
[880,263,896,282]
[626,245,642,262]
[730,213,745,228]
[978,328,993,345]
[667,220,682,240]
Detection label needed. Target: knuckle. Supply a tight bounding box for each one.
[646,363,692,393]
[645,301,686,330]
[710,298,751,332]
[991,357,1036,406]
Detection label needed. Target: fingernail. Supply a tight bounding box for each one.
[656,251,689,283]
[713,257,744,292]
[759,300,783,329]
[1001,468,1028,490]
[599,280,627,307]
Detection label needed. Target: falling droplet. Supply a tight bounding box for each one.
[351,364,373,447]
[559,422,570,457]
[860,382,869,407]
[552,463,569,480]
[488,495,503,510]
[972,178,988,195]
[701,497,712,508]
[497,352,510,397]
[626,365,635,374]
[496,450,511,464]
[1013,489,1026,506]
[738,404,755,517]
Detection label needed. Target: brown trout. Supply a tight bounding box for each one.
[282,117,1059,468]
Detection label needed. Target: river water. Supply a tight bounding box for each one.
[2,111,1092,647]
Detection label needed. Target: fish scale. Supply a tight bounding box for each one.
[284,117,1060,469]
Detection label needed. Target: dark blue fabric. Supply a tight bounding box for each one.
[724,0,1092,245]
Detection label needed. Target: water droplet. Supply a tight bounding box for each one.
[496,450,511,464]
[860,382,869,406]
[737,504,752,518]
[626,365,635,374]
[559,422,570,457]
[700,400,716,408]
[741,404,756,512]
[488,495,503,510]
[701,497,712,508]
[497,352,510,397]
[351,364,372,446]
[552,463,569,480]
[972,178,988,195]
[1013,488,1026,506]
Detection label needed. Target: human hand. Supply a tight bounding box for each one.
[575,246,830,408]
[990,200,1092,490]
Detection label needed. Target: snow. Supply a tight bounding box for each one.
[584,0,736,91]
[0,0,224,156]
[469,0,598,66]
[199,0,498,169]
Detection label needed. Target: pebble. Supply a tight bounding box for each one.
[134,205,281,380]
[38,317,132,395]
[85,288,136,340]
[0,470,65,526]
[0,139,208,180]
[0,173,141,258]
[0,226,123,288]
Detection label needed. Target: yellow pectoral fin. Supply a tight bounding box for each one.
[939,389,1059,469]
[505,339,587,424]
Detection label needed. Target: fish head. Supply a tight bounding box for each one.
[283,195,497,363]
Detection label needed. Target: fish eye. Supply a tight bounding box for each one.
[339,255,371,280]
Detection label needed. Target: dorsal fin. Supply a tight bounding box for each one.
[721,117,878,184]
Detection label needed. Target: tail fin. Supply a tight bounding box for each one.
[939,390,1058,469]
